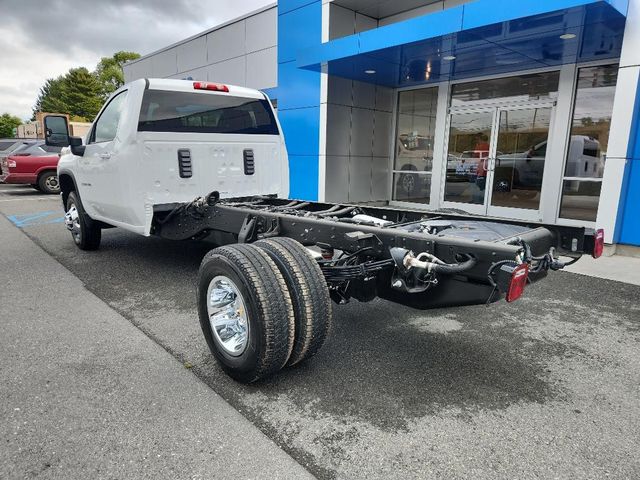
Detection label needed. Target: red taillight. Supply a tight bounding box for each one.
[506,263,529,303]
[193,81,229,92]
[592,228,605,259]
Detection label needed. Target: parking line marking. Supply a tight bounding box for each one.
[7,211,65,228]
[0,197,52,202]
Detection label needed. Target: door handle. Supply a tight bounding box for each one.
[98,153,111,160]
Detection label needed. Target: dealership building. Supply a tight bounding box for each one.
[123,0,640,248]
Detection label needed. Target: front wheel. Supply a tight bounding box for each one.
[65,191,101,250]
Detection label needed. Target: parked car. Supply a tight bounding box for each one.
[395,133,434,198]
[446,150,488,182]
[0,139,38,181]
[2,141,63,193]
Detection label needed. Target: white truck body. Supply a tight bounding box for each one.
[57,78,289,235]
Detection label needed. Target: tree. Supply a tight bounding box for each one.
[94,51,140,99]
[32,51,140,122]
[580,117,594,127]
[61,68,104,120]
[33,76,70,118]
[32,68,103,121]
[0,113,22,138]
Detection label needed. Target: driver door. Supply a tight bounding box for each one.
[79,90,130,224]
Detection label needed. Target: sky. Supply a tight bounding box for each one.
[0,0,272,120]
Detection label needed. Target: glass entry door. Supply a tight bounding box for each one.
[443,109,495,214]
[443,103,554,221]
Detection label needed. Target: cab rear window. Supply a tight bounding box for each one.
[138,90,279,135]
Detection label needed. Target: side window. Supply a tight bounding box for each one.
[91,91,128,144]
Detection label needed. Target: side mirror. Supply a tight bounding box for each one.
[44,115,70,147]
[69,136,86,156]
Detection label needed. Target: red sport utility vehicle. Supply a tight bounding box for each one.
[1,141,62,194]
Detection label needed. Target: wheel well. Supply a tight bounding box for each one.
[36,169,57,181]
[58,173,75,206]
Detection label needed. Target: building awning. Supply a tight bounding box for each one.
[297,0,628,87]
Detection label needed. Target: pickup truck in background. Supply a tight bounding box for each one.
[43,78,604,383]
[1,141,63,193]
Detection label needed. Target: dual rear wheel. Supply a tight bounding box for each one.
[197,238,332,383]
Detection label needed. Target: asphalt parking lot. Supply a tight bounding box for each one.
[1,183,639,479]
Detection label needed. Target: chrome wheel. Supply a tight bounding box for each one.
[65,204,81,243]
[44,175,60,193]
[207,276,249,356]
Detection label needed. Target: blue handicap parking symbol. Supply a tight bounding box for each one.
[7,211,65,228]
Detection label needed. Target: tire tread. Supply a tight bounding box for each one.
[255,237,332,366]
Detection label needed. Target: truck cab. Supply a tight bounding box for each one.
[46,79,289,235]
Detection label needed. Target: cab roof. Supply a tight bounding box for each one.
[146,78,266,100]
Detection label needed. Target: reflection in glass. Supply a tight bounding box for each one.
[393,87,437,203]
[451,71,559,107]
[491,107,551,210]
[560,64,618,221]
[393,172,431,204]
[559,180,602,222]
[444,111,493,205]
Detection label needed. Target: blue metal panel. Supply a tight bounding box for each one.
[277,60,321,110]
[297,34,360,69]
[607,0,630,15]
[617,72,640,246]
[359,7,464,52]
[261,87,278,101]
[277,107,320,156]
[277,1,322,200]
[461,0,593,30]
[278,1,322,64]
[288,155,319,200]
[278,0,318,16]
[298,0,626,88]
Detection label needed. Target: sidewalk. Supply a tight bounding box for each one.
[564,253,640,286]
[0,214,313,479]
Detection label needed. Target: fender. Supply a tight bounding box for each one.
[57,168,80,211]
[57,168,117,230]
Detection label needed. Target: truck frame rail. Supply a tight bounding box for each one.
[152,193,598,309]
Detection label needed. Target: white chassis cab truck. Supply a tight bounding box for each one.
[44,78,604,383]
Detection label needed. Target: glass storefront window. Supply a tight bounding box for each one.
[444,111,493,205]
[451,72,560,107]
[392,87,438,204]
[559,64,618,222]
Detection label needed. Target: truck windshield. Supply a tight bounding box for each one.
[138,90,279,135]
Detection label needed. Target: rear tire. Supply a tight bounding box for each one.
[38,171,60,194]
[197,244,295,383]
[255,238,332,366]
[66,191,101,250]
